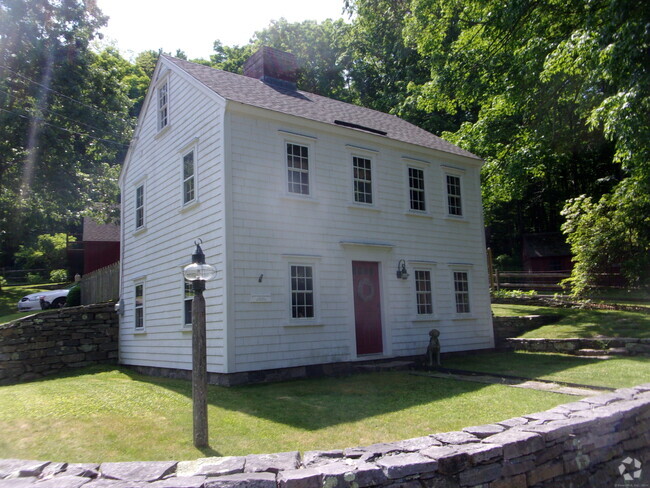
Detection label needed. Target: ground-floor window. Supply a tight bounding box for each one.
[453,271,470,314]
[290,264,314,319]
[135,283,145,329]
[415,270,433,315]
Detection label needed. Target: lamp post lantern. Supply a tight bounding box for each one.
[182,239,216,448]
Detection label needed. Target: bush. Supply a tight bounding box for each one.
[65,284,81,307]
[0,276,7,290]
[491,289,538,299]
[27,272,44,285]
[50,269,68,283]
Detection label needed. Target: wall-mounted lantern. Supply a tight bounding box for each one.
[396,259,409,280]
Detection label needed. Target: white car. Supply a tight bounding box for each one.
[17,288,70,311]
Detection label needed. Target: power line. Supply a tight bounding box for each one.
[0,107,130,148]
[0,87,132,142]
[0,63,138,128]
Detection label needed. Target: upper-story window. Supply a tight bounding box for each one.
[446,174,463,217]
[409,167,426,211]
[135,184,145,230]
[182,149,196,205]
[158,81,168,131]
[353,156,373,204]
[287,143,310,195]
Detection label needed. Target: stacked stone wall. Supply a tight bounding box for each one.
[508,337,650,356]
[0,303,118,385]
[1,384,649,487]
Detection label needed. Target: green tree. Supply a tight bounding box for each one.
[15,233,74,271]
[403,0,649,289]
[0,0,134,266]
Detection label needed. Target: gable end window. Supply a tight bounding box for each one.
[183,150,196,204]
[135,184,145,230]
[453,271,470,314]
[415,270,433,315]
[353,156,373,204]
[135,283,145,330]
[290,264,314,319]
[446,174,463,216]
[158,81,168,131]
[287,143,310,195]
[409,167,426,211]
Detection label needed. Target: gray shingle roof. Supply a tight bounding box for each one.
[163,55,480,161]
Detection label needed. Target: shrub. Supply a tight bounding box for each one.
[27,272,44,285]
[491,289,538,299]
[50,269,68,283]
[65,284,81,307]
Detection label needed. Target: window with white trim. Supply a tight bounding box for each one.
[409,167,426,211]
[286,143,310,195]
[446,174,463,216]
[158,81,168,131]
[415,270,433,315]
[290,264,314,319]
[182,149,196,205]
[353,156,373,204]
[135,184,144,230]
[453,271,470,314]
[135,283,145,330]
[184,281,193,327]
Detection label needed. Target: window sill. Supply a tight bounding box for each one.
[180,326,192,333]
[405,211,432,219]
[179,199,201,214]
[280,194,319,204]
[444,215,468,223]
[133,226,148,237]
[348,204,381,213]
[411,316,440,323]
[283,322,324,328]
[154,124,171,140]
[133,329,147,335]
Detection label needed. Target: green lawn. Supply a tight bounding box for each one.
[444,351,650,388]
[492,303,650,338]
[0,365,574,463]
[0,284,48,324]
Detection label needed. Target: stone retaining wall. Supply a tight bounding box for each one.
[492,315,561,349]
[2,383,649,488]
[0,303,118,385]
[508,337,650,356]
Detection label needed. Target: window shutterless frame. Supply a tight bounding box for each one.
[352,155,373,205]
[134,282,145,330]
[286,142,310,196]
[453,270,471,314]
[446,173,463,217]
[408,167,426,212]
[182,148,197,205]
[157,80,169,131]
[414,269,433,315]
[135,184,145,230]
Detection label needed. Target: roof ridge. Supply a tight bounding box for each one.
[161,55,481,161]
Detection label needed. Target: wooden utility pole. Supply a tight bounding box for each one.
[192,282,208,448]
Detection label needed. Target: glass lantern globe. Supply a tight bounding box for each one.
[183,262,217,282]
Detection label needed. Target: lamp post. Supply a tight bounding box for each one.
[182,239,217,448]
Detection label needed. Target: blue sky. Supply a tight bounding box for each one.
[96,0,348,61]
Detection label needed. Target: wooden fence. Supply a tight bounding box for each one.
[80,261,119,305]
[492,270,571,291]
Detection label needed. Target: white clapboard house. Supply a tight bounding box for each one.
[118,47,494,384]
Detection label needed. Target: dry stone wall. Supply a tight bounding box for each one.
[0,303,118,385]
[1,383,649,488]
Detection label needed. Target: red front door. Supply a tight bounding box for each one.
[353,261,383,355]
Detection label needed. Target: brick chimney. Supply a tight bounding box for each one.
[243,46,298,90]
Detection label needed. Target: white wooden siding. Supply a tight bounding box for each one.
[227,109,493,373]
[119,59,228,373]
